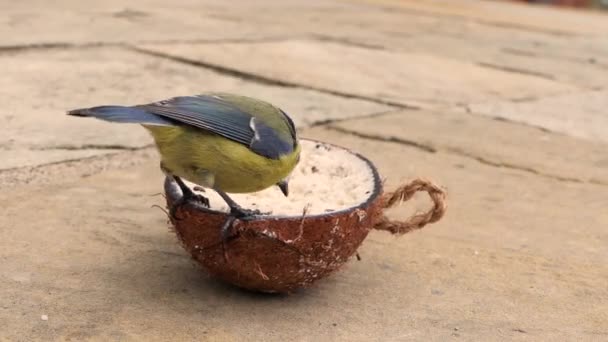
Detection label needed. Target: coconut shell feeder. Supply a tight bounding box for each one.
[164,139,447,293]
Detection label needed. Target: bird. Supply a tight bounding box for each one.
[68,93,301,238]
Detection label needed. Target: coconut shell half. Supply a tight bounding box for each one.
[164,139,447,293]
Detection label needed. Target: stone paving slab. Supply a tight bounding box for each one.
[0,4,296,47]
[2,0,430,47]
[200,2,608,89]
[354,0,608,35]
[1,0,608,340]
[467,89,608,143]
[1,127,606,341]
[138,39,575,108]
[0,149,121,171]
[367,35,608,89]
[329,110,608,185]
[524,36,608,67]
[0,149,159,189]
[1,46,388,170]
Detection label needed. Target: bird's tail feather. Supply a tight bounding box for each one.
[67,106,174,126]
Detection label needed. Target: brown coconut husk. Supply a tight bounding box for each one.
[164,140,447,293]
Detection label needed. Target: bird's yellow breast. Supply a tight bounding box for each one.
[144,125,300,193]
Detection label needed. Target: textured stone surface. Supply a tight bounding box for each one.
[351,0,608,35]
[466,89,608,144]
[0,1,302,46]
[373,35,608,88]
[330,110,608,184]
[138,39,575,107]
[1,0,608,340]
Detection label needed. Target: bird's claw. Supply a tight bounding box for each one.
[169,192,210,220]
[219,208,256,240]
[220,216,238,241]
[219,207,270,263]
[220,207,267,242]
[230,207,264,219]
[193,194,210,207]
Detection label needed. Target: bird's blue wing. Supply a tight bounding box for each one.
[137,95,253,146]
[67,106,175,126]
[137,95,293,159]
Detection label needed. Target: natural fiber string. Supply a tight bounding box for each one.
[374,178,447,235]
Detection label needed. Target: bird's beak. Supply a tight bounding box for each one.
[277,180,289,197]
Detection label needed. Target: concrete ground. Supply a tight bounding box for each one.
[1,0,607,340]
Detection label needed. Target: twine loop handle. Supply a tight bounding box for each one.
[374,178,447,235]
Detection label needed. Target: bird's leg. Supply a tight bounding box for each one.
[169,176,210,220]
[160,162,210,219]
[216,190,263,218]
[215,189,269,241]
[174,176,210,205]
